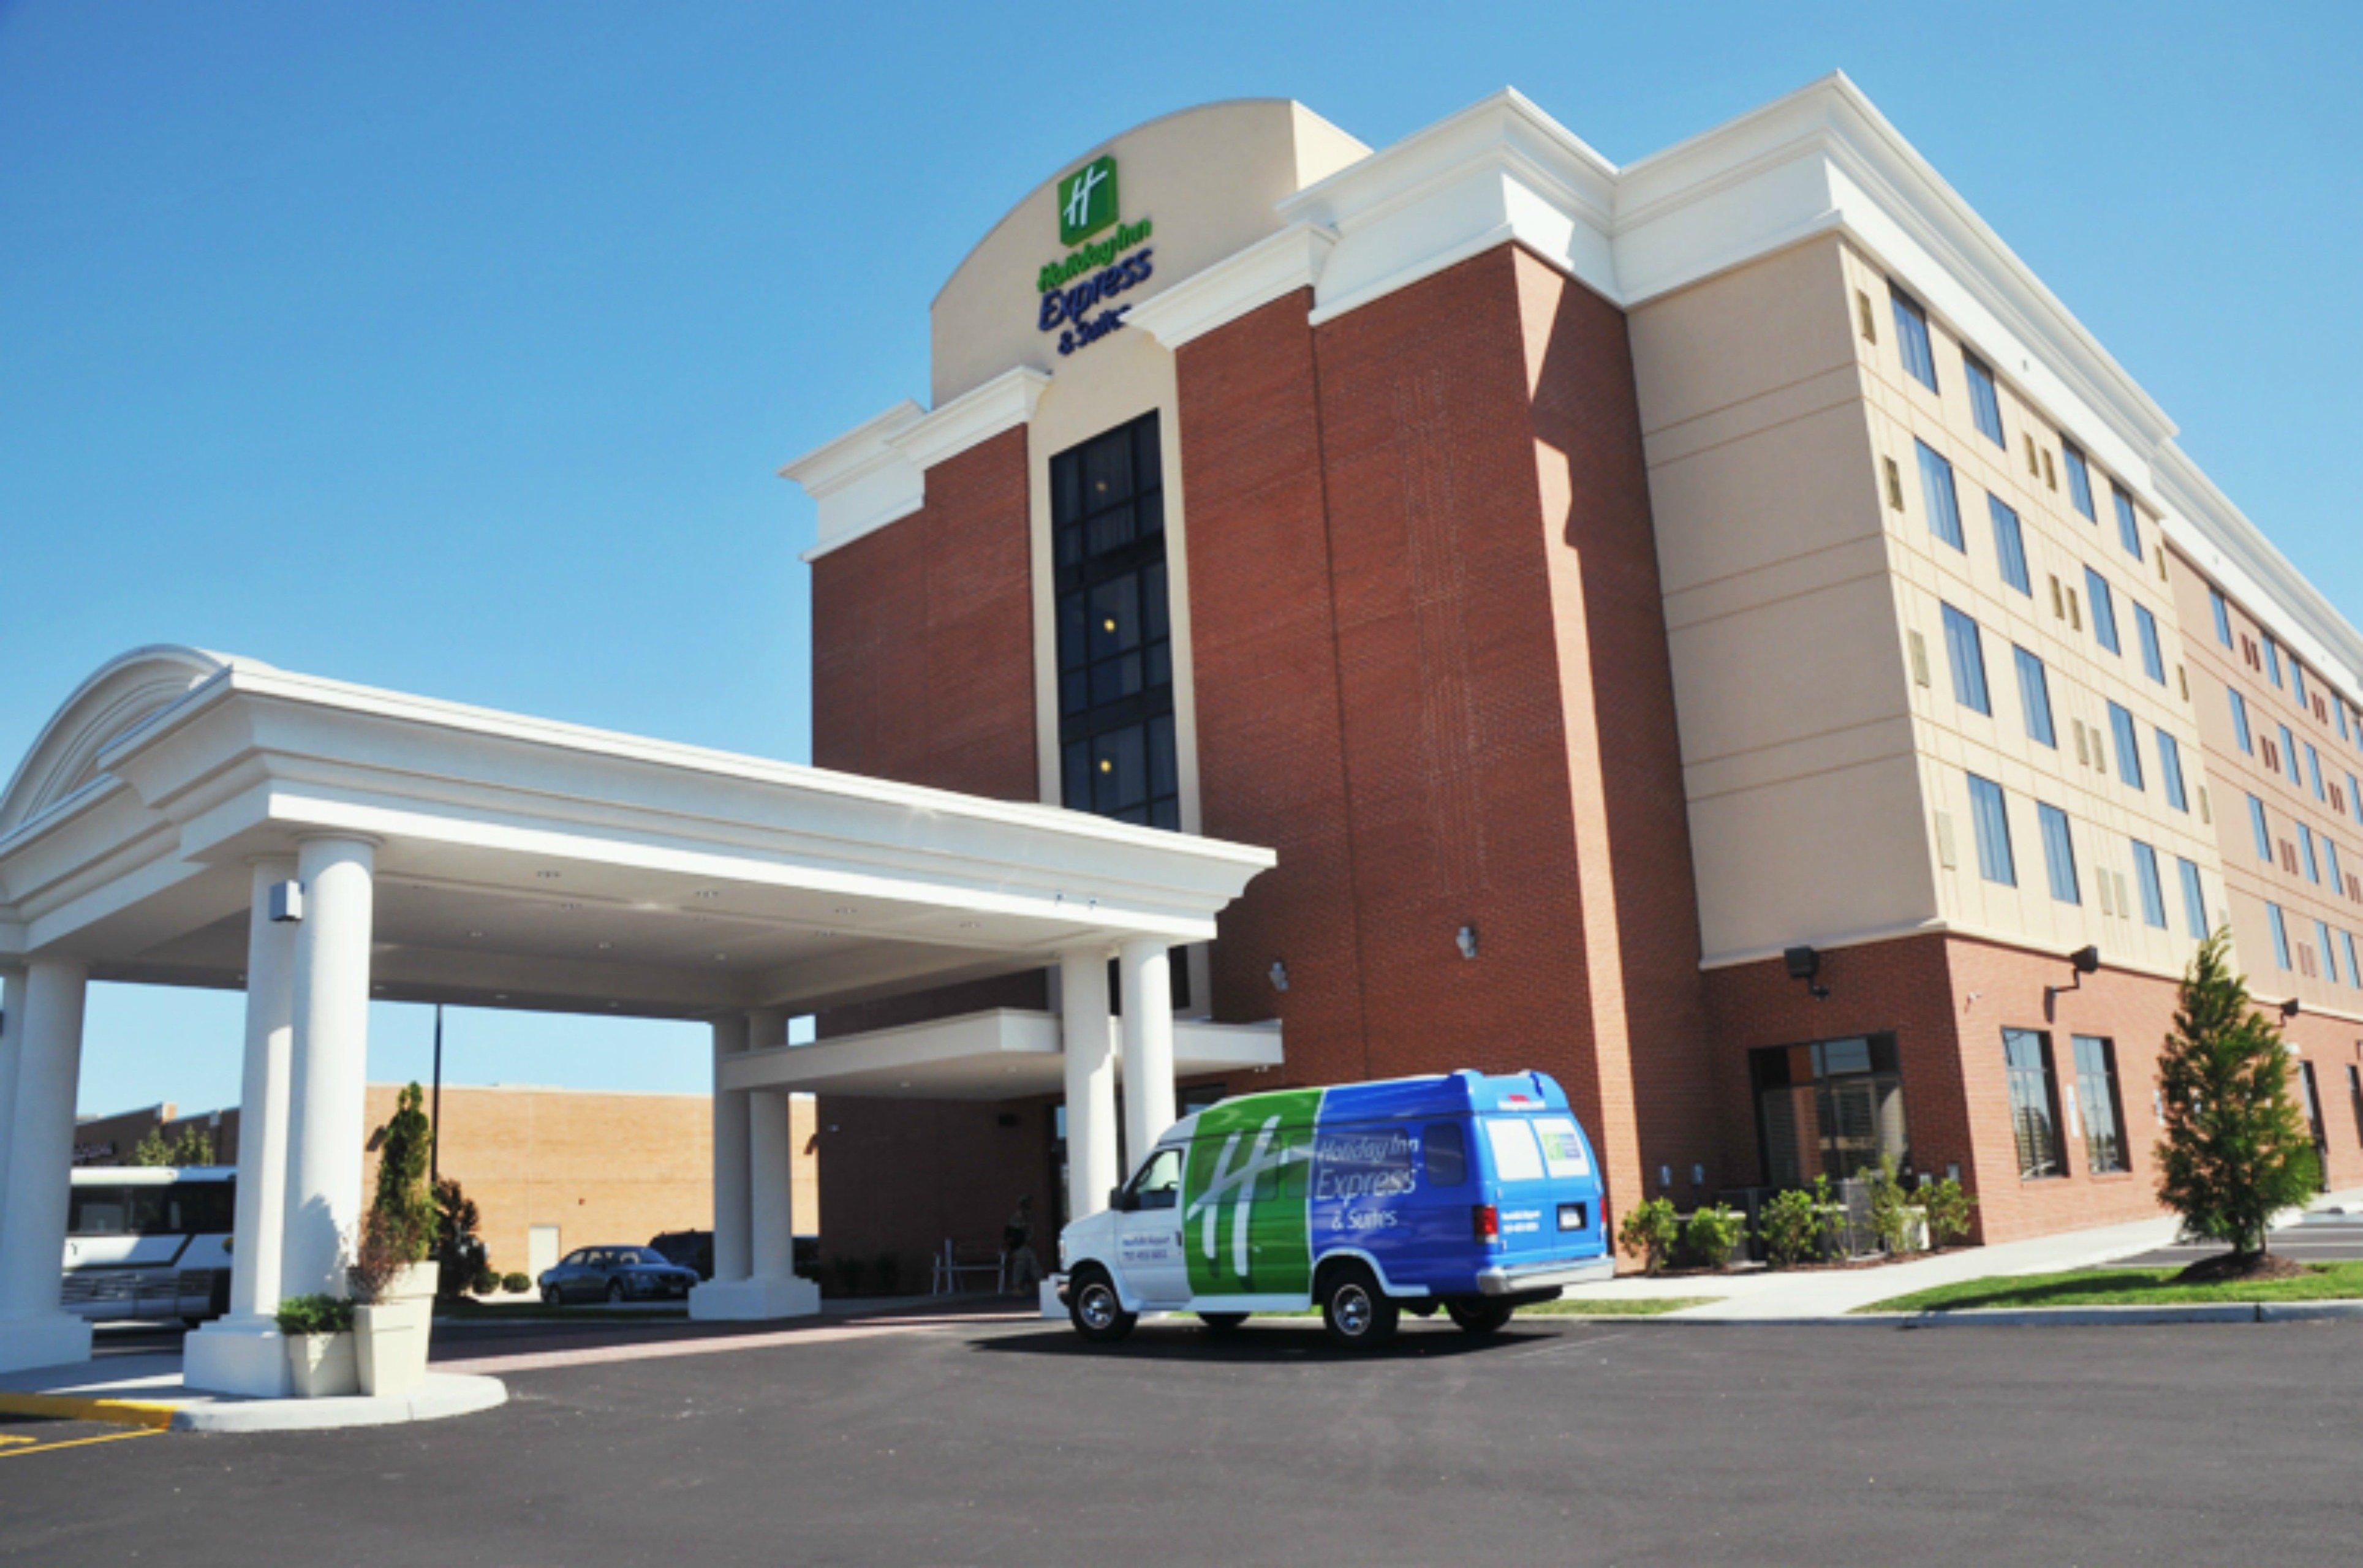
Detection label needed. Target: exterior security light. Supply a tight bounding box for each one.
[267,880,303,923]
[1783,945,1829,1001]
[1268,959,1288,993]
[1455,924,1478,960]
[2070,945,2101,975]
[2282,997,2301,1019]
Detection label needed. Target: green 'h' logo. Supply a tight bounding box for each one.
[1057,156,1118,247]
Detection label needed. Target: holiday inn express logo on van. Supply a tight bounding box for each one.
[1057,155,1118,246]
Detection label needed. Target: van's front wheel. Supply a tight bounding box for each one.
[1445,1298,1515,1336]
[1067,1266,1135,1344]
[1318,1264,1399,1350]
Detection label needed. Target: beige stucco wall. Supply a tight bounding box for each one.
[930,99,1364,405]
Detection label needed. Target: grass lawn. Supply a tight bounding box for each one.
[1858,1261,2363,1314]
[1522,1297,1712,1317]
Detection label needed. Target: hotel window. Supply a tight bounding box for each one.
[2346,931,2362,992]
[2133,840,2168,929]
[1965,354,2005,445]
[2014,646,2056,748]
[2229,687,2253,753]
[2157,729,2188,812]
[2004,1029,2066,1180]
[2062,442,2096,520]
[2248,794,2272,861]
[2279,723,2302,786]
[1053,412,1179,831]
[2326,837,2345,899]
[1891,287,1938,391]
[2178,856,2209,938]
[2085,568,2119,654]
[2341,704,2353,743]
[2134,604,2165,684]
[1988,496,2030,594]
[2108,702,2144,790]
[2264,635,2284,688]
[2038,802,2081,904]
[2209,586,2233,646]
[1943,605,1990,715]
[2268,902,2292,970]
[2111,482,2142,562]
[2299,823,2321,884]
[2293,662,2310,710]
[2072,1036,2128,1174]
[2321,921,2346,987]
[1967,772,2016,886]
[1748,1035,1909,1188]
[2305,742,2325,801]
[1916,441,1964,550]
[2351,772,2363,827]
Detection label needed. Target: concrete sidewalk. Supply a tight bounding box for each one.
[1556,1187,2363,1321]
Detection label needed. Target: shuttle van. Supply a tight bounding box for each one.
[1056,1069,1612,1348]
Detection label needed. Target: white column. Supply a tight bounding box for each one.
[278,835,376,1303]
[0,957,94,1373]
[690,1011,817,1321]
[1061,949,1118,1221]
[0,966,23,1251]
[184,858,301,1396]
[708,1014,751,1284]
[1119,941,1179,1167]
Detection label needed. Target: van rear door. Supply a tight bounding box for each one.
[1478,1115,1598,1264]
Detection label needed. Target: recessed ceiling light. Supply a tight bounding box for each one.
[607,1001,619,1009]
[958,921,979,930]
[693,890,722,900]
[536,870,562,880]
[713,952,728,961]
[494,993,509,1001]
[833,906,855,916]
[559,902,582,911]
[596,941,613,951]
[468,930,484,940]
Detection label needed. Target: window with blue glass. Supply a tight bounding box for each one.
[2305,742,2324,801]
[2085,568,2119,653]
[2249,794,2273,861]
[2208,586,2233,647]
[1967,772,2016,886]
[2279,724,2301,786]
[2156,729,2188,812]
[1965,354,2005,445]
[1943,605,1990,714]
[1916,441,1964,550]
[2293,662,2309,710]
[2014,646,2055,748]
[2134,604,2165,684]
[2111,482,2142,562]
[2299,823,2321,884]
[2108,702,2143,790]
[2326,837,2345,898]
[2340,705,2353,743]
[1985,496,2030,594]
[2131,841,2168,929]
[2263,636,2283,688]
[1891,287,1937,390]
[2267,902,2292,970]
[1053,412,1179,831]
[2318,921,2343,987]
[2350,772,2362,827]
[2062,442,2096,520]
[2038,803,2079,904]
[2177,857,2208,938]
[2229,687,2253,754]
[2346,931,2362,992]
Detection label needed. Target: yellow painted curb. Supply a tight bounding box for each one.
[0,1392,179,1431]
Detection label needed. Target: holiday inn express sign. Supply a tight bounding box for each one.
[1036,154,1153,356]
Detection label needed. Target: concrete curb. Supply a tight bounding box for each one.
[0,1391,180,1430]
[1543,1300,2363,1328]
[168,1373,509,1434]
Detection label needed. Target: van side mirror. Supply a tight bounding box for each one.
[1110,1186,1131,1213]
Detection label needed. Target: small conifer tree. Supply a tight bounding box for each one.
[2155,930,2318,1264]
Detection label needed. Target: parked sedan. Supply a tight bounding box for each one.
[537,1245,700,1305]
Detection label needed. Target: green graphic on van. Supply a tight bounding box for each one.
[1182,1089,1317,1295]
[1056,155,1119,246]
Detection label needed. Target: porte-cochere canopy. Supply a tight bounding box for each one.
[0,647,1277,1381]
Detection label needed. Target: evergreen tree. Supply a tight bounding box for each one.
[2155,930,2318,1263]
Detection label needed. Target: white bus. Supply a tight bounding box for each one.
[62,1166,235,1325]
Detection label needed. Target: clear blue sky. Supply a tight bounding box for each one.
[5,1,2357,1115]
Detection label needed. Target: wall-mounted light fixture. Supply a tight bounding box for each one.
[1268,959,1288,993]
[2070,945,2101,976]
[1783,945,1829,1001]
[2281,996,2301,1020]
[1455,924,1478,960]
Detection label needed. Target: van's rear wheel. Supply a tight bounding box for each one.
[1318,1263,1398,1350]
[1067,1266,1135,1344]
[1446,1298,1515,1336]
[1197,1311,1248,1334]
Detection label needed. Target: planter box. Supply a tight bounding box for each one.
[284,1331,359,1398]
[355,1297,432,1398]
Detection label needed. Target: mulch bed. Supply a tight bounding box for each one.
[2174,1251,2308,1284]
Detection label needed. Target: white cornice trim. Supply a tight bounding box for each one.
[784,372,1049,562]
[885,366,1048,473]
[1126,223,1337,350]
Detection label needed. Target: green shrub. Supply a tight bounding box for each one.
[872,1253,903,1295]
[471,1267,502,1296]
[1864,1156,1923,1254]
[1761,1188,1821,1268]
[274,1294,354,1336]
[1616,1197,1680,1275]
[1677,1204,1745,1270]
[830,1255,868,1297]
[1924,1177,1977,1246]
[502,1272,531,1295]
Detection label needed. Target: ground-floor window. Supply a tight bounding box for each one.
[2070,1035,2127,1174]
[2004,1028,2066,1179]
[1749,1034,1908,1187]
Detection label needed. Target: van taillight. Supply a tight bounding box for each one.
[1473,1204,1500,1243]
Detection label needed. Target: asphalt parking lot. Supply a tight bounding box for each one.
[2115,1213,2363,1268]
[7,1310,2361,1566]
